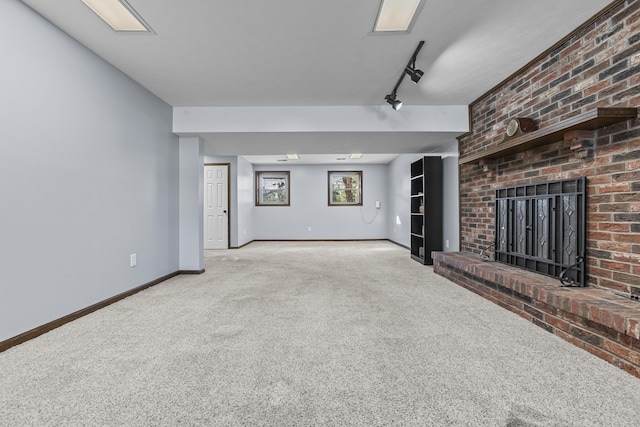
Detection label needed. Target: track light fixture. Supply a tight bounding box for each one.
[405,66,424,84]
[385,93,403,110]
[384,40,425,110]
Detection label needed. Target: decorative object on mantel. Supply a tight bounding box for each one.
[504,117,537,139]
[459,107,638,165]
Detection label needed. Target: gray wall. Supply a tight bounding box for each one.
[442,156,460,251]
[200,160,390,244]
[179,138,204,271]
[206,156,457,247]
[387,154,424,248]
[236,156,255,246]
[252,164,388,240]
[0,1,179,341]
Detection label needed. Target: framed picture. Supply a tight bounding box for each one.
[328,171,362,206]
[256,171,290,206]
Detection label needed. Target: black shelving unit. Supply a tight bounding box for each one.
[410,157,443,265]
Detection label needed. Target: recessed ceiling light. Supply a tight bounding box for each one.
[82,0,152,32]
[349,153,363,159]
[373,0,422,32]
[286,154,299,160]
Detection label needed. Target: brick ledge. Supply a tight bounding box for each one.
[432,251,640,378]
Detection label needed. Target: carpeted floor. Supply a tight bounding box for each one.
[1,241,639,426]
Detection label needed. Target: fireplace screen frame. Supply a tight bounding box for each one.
[494,177,586,287]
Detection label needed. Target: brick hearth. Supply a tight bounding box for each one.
[433,251,640,378]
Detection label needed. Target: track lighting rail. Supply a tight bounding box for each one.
[385,40,425,110]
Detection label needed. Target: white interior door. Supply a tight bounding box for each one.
[204,164,229,249]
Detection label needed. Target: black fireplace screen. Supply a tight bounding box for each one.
[495,177,586,286]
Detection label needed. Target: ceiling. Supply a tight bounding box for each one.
[21,0,613,164]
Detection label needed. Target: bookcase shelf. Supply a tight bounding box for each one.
[410,157,443,265]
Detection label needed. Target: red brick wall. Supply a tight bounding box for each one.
[458,0,640,294]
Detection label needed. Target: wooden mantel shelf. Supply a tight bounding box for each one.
[459,107,638,165]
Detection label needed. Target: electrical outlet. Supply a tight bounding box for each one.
[308,226,312,232]
[446,239,450,249]
[376,200,381,209]
[130,253,137,267]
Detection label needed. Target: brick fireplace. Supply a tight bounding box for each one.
[434,0,640,378]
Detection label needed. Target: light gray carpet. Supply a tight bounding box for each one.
[1,241,639,426]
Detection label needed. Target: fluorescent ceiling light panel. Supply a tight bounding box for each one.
[374,0,422,32]
[286,154,299,160]
[349,153,363,159]
[82,0,151,32]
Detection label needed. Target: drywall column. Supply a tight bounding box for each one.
[442,156,460,252]
[179,136,204,272]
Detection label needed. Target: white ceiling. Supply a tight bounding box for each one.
[20,0,613,163]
